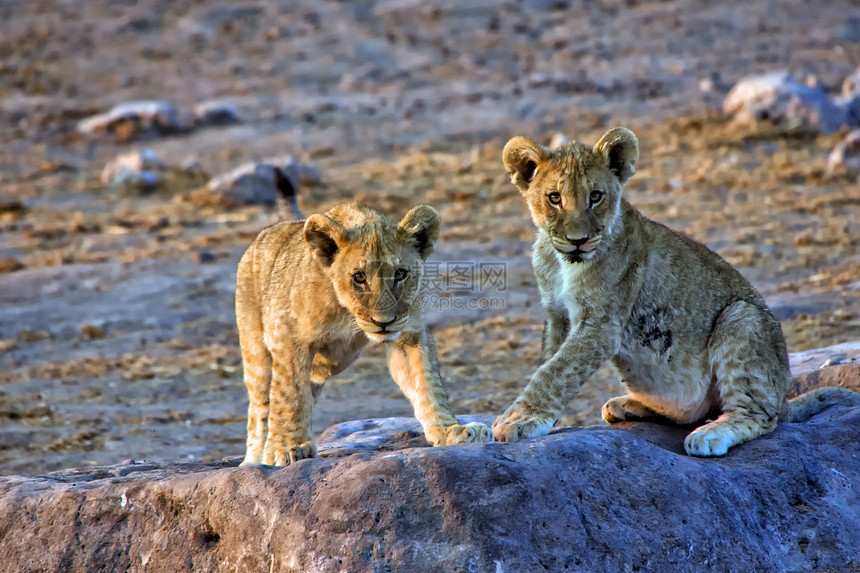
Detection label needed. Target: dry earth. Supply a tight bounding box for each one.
[1,0,859,474]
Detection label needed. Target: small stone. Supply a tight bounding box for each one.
[0,200,26,217]
[179,156,204,173]
[16,329,51,343]
[0,256,24,273]
[827,129,860,176]
[195,250,217,264]
[102,149,166,189]
[820,357,845,369]
[193,100,240,126]
[106,168,162,191]
[80,324,105,340]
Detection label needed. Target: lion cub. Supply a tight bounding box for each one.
[236,201,491,466]
[495,127,860,456]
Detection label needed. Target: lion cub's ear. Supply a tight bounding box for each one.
[503,136,548,193]
[304,214,346,266]
[594,127,639,184]
[399,205,441,259]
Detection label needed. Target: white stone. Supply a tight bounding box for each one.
[101,149,165,186]
[77,101,179,135]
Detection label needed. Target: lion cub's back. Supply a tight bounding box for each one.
[235,220,310,325]
[620,208,771,358]
[633,211,789,368]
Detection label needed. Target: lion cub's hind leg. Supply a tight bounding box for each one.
[602,395,661,423]
[684,301,787,457]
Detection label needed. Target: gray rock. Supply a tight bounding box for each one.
[101,149,166,190]
[202,157,321,208]
[77,100,181,137]
[789,339,860,396]
[723,71,848,133]
[1,405,859,572]
[193,100,240,126]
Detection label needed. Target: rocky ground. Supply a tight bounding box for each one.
[1,0,860,475]
[2,409,859,572]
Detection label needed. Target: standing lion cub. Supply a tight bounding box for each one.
[236,201,491,466]
[495,127,860,456]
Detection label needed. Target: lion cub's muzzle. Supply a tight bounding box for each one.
[358,315,409,343]
[551,233,601,261]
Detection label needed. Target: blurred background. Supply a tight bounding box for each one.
[1,0,859,474]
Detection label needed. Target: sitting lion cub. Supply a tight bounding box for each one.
[236,201,492,466]
[495,127,860,456]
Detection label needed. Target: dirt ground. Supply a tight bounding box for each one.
[1,0,859,475]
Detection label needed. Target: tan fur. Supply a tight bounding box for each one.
[236,201,491,466]
[496,127,860,456]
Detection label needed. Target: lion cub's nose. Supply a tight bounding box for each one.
[566,236,589,247]
[371,316,397,328]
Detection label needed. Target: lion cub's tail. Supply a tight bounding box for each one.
[786,387,860,423]
[275,167,303,221]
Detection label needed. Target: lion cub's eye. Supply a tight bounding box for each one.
[547,192,562,206]
[394,268,409,282]
[589,190,604,206]
[352,270,367,285]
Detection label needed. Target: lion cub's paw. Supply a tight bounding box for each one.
[288,442,318,464]
[262,441,318,466]
[445,422,493,445]
[601,397,630,423]
[684,426,734,457]
[601,395,656,423]
[492,410,555,442]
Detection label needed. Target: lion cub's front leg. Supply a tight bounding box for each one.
[260,343,316,466]
[494,323,619,442]
[387,330,492,446]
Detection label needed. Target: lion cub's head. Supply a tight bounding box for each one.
[503,127,639,263]
[303,202,440,343]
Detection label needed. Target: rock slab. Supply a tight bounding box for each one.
[723,70,859,133]
[1,408,859,572]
